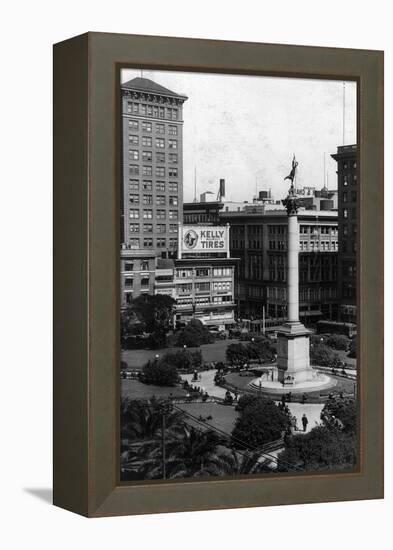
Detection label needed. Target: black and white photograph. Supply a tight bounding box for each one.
[119,69,358,482]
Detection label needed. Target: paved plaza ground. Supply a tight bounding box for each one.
[121,339,239,370]
[181,370,227,398]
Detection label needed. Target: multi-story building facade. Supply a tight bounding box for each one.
[331,144,357,323]
[219,209,339,325]
[171,224,238,329]
[154,258,176,298]
[183,200,224,225]
[173,259,237,329]
[120,250,156,306]
[120,77,188,306]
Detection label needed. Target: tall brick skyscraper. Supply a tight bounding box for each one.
[331,144,357,323]
[120,77,187,305]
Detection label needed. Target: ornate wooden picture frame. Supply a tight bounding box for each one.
[53,32,383,517]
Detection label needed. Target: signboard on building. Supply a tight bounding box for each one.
[178,224,230,257]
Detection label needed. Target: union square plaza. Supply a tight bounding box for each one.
[119,71,357,481]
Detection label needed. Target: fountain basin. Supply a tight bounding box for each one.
[249,370,337,395]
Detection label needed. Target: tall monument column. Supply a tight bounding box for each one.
[287,210,299,324]
[277,156,314,385]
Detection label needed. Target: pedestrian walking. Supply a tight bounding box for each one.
[302,413,309,432]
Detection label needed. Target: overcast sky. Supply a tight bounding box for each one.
[121,69,356,203]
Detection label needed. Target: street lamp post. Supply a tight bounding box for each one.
[160,401,173,480]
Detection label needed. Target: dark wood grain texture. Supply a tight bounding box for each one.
[53,33,89,516]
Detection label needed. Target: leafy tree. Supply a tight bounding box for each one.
[226,342,249,366]
[142,357,179,386]
[124,294,175,348]
[231,399,290,449]
[235,394,259,412]
[325,334,350,351]
[321,397,357,433]
[277,426,356,472]
[310,334,325,346]
[175,319,213,348]
[121,308,145,342]
[310,343,341,368]
[162,348,202,372]
[246,337,276,363]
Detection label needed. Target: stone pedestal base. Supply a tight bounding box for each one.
[277,322,314,384]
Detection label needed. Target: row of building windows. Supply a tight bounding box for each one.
[129,150,178,163]
[123,260,151,272]
[247,286,264,298]
[176,297,233,306]
[232,231,338,250]
[129,209,178,220]
[125,237,168,248]
[127,102,179,120]
[128,120,178,134]
[269,240,286,250]
[129,165,178,177]
[127,238,178,249]
[266,259,337,284]
[299,241,338,251]
[176,281,232,293]
[124,277,150,288]
[175,267,232,278]
[175,282,232,295]
[248,240,262,249]
[129,194,178,206]
[248,225,263,235]
[301,288,337,300]
[129,180,178,193]
[266,286,338,301]
[183,212,219,224]
[269,269,285,281]
[128,135,178,148]
[129,223,178,233]
[300,226,338,235]
[268,225,286,235]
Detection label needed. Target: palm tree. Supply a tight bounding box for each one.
[120,398,184,478]
[121,398,182,440]
[206,448,273,476]
[165,425,224,478]
[133,425,224,480]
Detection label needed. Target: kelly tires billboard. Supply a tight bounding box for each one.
[179,224,230,257]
